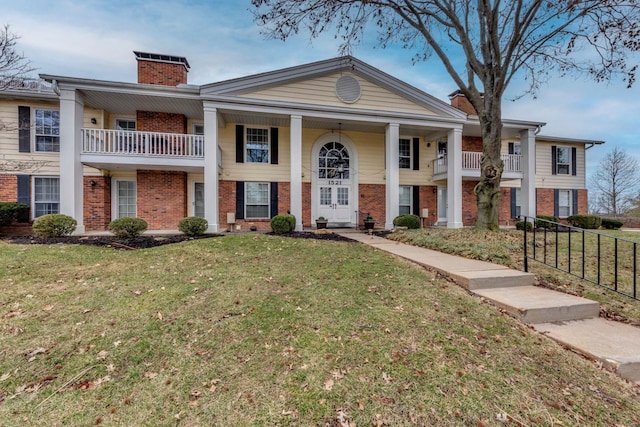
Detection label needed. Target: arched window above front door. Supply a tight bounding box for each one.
[318,142,350,179]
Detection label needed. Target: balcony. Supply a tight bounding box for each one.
[433,151,522,181]
[81,129,212,172]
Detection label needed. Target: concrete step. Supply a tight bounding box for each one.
[534,318,640,384]
[473,286,600,324]
[451,269,535,290]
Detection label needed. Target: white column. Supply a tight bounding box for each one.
[385,123,400,229]
[290,115,303,231]
[447,127,463,228]
[59,88,85,234]
[520,128,537,221]
[203,106,219,233]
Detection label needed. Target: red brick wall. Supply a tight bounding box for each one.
[137,61,188,86]
[498,187,513,225]
[359,184,386,227]
[462,136,483,152]
[450,94,477,115]
[578,189,588,214]
[83,176,111,231]
[0,175,18,201]
[419,185,438,226]
[136,111,187,134]
[302,182,311,228]
[537,188,555,217]
[462,181,479,226]
[137,170,187,229]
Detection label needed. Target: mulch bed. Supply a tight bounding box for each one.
[2,231,356,250]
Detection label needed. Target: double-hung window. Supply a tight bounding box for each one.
[115,119,136,131]
[33,177,60,217]
[399,186,412,215]
[555,146,571,175]
[245,182,270,218]
[115,180,137,218]
[34,109,60,152]
[246,127,269,163]
[399,138,411,169]
[557,189,573,218]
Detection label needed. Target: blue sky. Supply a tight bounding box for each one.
[5,0,640,184]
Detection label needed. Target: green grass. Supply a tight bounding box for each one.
[387,228,640,324]
[1,235,639,426]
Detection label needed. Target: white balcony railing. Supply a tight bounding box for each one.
[1,77,54,93]
[433,152,521,176]
[82,129,204,158]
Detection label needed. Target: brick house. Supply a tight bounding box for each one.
[0,53,602,233]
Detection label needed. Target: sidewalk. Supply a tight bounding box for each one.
[336,229,640,385]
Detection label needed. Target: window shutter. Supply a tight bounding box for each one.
[510,188,517,219]
[270,128,279,165]
[17,175,30,205]
[235,125,244,163]
[572,189,579,215]
[553,189,559,217]
[412,186,420,216]
[551,146,557,175]
[18,106,31,153]
[270,182,279,218]
[235,181,245,219]
[412,138,420,170]
[571,147,577,176]
[508,142,514,155]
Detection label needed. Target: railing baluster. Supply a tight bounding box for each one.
[614,239,618,292]
[582,229,585,279]
[597,233,601,286]
[634,243,637,299]
[568,227,572,274]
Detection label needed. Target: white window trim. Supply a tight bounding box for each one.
[114,118,136,131]
[32,176,60,218]
[399,137,412,169]
[192,180,204,218]
[245,182,270,219]
[555,146,572,175]
[558,189,573,218]
[193,123,204,135]
[112,179,137,219]
[245,126,270,164]
[399,185,412,215]
[33,108,60,153]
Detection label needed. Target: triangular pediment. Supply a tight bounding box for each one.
[201,56,466,119]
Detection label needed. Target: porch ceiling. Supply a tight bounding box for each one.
[79,89,204,120]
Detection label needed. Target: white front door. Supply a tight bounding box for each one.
[318,185,351,223]
[314,138,355,226]
[437,186,447,225]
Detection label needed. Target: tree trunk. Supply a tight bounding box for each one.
[474,102,504,231]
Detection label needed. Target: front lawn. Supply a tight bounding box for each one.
[1,235,638,425]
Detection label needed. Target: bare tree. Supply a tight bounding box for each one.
[590,147,640,217]
[252,0,640,230]
[0,25,33,89]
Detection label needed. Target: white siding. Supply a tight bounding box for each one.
[241,72,438,116]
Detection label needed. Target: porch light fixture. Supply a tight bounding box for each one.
[91,118,97,124]
[89,180,97,187]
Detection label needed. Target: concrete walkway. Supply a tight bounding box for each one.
[336,229,640,385]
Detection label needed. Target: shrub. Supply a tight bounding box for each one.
[515,220,533,231]
[0,202,30,226]
[535,215,559,229]
[601,218,623,230]
[393,214,420,229]
[109,217,148,237]
[567,214,602,230]
[270,214,296,234]
[178,216,208,236]
[32,214,77,237]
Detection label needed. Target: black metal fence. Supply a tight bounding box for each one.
[521,216,638,301]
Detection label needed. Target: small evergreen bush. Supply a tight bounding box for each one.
[178,216,208,236]
[0,202,30,226]
[535,215,559,229]
[109,217,148,237]
[32,214,77,237]
[567,214,601,229]
[515,220,533,231]
[270,214,296,234]
[393,214,420,229]
[601,218,623,230]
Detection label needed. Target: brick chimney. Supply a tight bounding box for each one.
[134,51,190,86]
[449,89,479,115]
